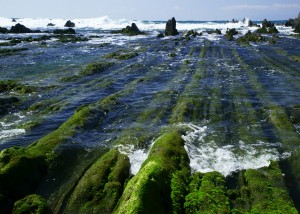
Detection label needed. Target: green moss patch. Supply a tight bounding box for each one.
[0,48,28,57]
[13,194,50,214]
[80,61,115,76]
[244,162,297,213]
[65,149,130,214]
[184,172,230,214]
[104,50,138,60]
[0,80,36,94]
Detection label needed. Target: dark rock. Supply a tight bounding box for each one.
[64,20,75,28]
[207,29,222,35]
[256,25,279,34]
[236,31,265,46]
[285,19,294,27]
[0,97,19,115]
[165,17,179,36]
[0,27,9,34]
[47,23,55,27]
[157,33,165,38]
[262,19,274,28]
[185,30,201,37]
[53,28,76,34]
[294,12,300,33]
[248,20,259,27]
[9,23,32,33]
[12,18,16,22]
[225,28,238,40]
[111,23,145,36]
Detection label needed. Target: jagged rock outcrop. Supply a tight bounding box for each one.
[165,17,179,36]
[53,28,76,34]
[294,12,300,33]
[285,19,294,27]
[64,20,75,28]
[225,28,238,41]
[47,23,55,27]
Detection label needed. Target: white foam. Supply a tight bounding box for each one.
[181,123,290,176]
[116,140,155,175]
[0,16,293,35]
[0,129,26,140]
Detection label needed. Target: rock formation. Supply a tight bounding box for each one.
[111,23,145,36]
[10,23,32,33]
[165,17,179,36]
[294,12,300,33]
[64,20,75,28]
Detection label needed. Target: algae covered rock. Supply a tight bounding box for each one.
[114,130,190,214]
[13,194,50,214]
[111,23,145,36]
[0,147,48,213]
[244,161,297,213]
[236,31,265,46]
[65,149,130,214]
[225,28,238,41]
[184,172,230,214]
[80,61,115,76]
[0,96,19,115]
[165,17,179,36]
[64,20,75,28]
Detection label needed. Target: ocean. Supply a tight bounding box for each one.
[0,16,300,213]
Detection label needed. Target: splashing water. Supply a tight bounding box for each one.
[181,123,290,176]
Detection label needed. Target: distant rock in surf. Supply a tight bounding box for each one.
[256,19,279,34]
[53,28,76,34]
[64,20,75,28]
[12,18,16,22]
[165,17,179,36]
[156,33,165,38]
[294,12,300,33]
[285,19,294,27]
[47,23,55,27]
[224,28,238,41]
[111,23,145,36]
[0,27,9,34]
[10,23,32,33]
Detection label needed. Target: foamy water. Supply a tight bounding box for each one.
[0,16,294,35]
[181,123,290,176]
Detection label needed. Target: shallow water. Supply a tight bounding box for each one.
[0,25,300,183]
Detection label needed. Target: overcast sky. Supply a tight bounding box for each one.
[0,0,299,20]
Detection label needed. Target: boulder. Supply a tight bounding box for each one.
[9,23,32,33]
[157,33,165,38]
[47,23,55,27]
[64,20,75,28]
[248,20,259,27]
[236,31,265,46]
[111,23,145,36]
[12,18,16,22]
[294,12,300,33]
[165,17,179,36]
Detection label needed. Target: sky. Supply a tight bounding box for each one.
[0,0,299,21]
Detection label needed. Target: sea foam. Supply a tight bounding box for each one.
[182,123,290,176]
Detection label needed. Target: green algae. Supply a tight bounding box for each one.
[290,55,300,62]
[114,131,190,214]
[0,80,35,94]
[104,50,138,60]
[80,61,115,76]
[184,172,230,214]
[65,149,130,214]
[0,48,28,57]
[13,194,50,214]
[244,162,297,213]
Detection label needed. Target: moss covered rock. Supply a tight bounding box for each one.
[80,61,115,76]
[53,28,76,34]
[13,194,50,214]
[65,149,130,213]
[236,31,265,46]
[244,162,297,213]
[225,28,238,41]
[184,172,230,214]
[114,130,190,213]
[104,50,138,60]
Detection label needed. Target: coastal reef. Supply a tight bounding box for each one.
[0,14,300,214]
